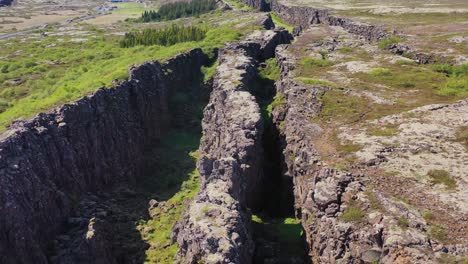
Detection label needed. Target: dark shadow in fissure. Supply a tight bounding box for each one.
[47,60,212,264]
[250,62,310,264]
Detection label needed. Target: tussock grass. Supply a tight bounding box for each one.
[339,206,365,223]
[427,169,457,190]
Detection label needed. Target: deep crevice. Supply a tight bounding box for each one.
[249,61,310,264]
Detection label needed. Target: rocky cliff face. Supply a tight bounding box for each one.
[173,29,291,264]
[0,49,208,264]
[270,0,387,41]
[238,0,269,11]
[270,45,450,264]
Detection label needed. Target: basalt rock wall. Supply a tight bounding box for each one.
[0,49,208,264]
[173,29,291,264]
[270,0,388,41]
[271,44,444,263]
[239,0,269,11]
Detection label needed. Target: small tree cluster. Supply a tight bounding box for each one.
[120,25,207,48]
[138,0,217,22]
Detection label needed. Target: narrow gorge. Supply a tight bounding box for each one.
[1,0,467,263]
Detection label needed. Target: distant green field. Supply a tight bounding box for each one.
[0,22,250,131]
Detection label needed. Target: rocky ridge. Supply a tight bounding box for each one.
[0,49,208,264]
[270,43,465,263]
[173,29,292,264]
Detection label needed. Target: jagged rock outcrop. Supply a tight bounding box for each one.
[271,44,450,264]
[173,29,291,264]
[270,0,388,41]
[238,0,269,11]
[0,49,208,264]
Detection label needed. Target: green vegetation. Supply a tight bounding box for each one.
[270,12,294,32]
[368,125,400,137]
[395,59,416,65]
[259,58,281,81]
[201,60,218,82]
[427,169,457,190]
[120,25,207,48]
[135,0,217,22]
[397,217,410,230]
[377,36,405,49]
[338,46,353,53]
[422,210,434,222]
[432,64,468,97]
[318,90,369,123]
[369,68,392,77]
[223,0,255,11]
[429,225,447,243]
[295,77,337,87]
[251,215,305,256]
[138,131,201,263]
[299,57,333,67]
[0,23,250,130]
[266,92,286,115]
[339,205,365,223]
[455,126,468,149]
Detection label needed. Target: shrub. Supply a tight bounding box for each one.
[339,206,365,223]
[378,36,405,49]
[397,217,409,229]
[429,225,447,242]
[427,169,457,190]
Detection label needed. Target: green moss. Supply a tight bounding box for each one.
[378,36,405,50]
[295,77,338,87]
[427,169,457,190]
[270,12,294,32]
